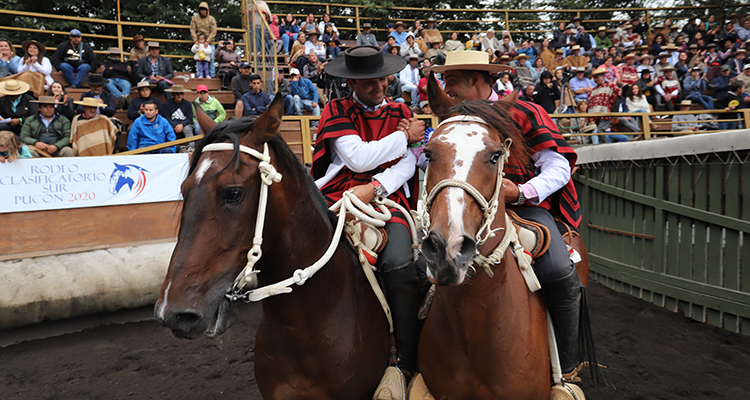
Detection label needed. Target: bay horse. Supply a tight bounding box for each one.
[154,94,390,399]
[414,83,590,399]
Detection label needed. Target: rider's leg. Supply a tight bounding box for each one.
[514,206,583,375]
[377,217,421,374]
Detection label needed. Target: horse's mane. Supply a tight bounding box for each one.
[445,100,530,165]
[188,116,333,229]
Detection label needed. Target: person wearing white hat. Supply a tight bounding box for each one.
[0,79,37,136]
[20,96,74,157]
[289,67,320,116]
[399,54,421,109]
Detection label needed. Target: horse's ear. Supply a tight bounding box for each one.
[427,71,453,120]
[496,88,519,111]
[194,101,218,133]
[250,92,284,143]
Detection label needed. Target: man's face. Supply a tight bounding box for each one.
[309,53,318,63]
[40,104,55,118]
[290,73,300,82]
[198,91,209,102]
[744,68,750,76]
[396,25,404,33]
[240,67,251,77]
[251,79,262,93]
[691,70,700,79]
[83,105,98,119]
[594,75,604,85]
[503,37,510,44]
[576,72,584,79]
[722,69,730,76]
[349,77,388,106]
[409,58,418,67]
[526,85,535,97]
[443,70,484,102]
[143,104,158,120]
[90,84,103,95]
[173,93,184,103]
[200,8,207,17]
[664,70,673,78]
[626,57,634,65]
[487,31,494,38]
[135,39,145,50]
[139,88,151,98]
[70,35,82,46]
[149,47,160,58]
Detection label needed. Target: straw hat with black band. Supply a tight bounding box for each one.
[164,85,192,93]
[324,45,407,80]
[74,97,108,108]
[21,40,46,57]
[0,79,31,96]
[428,50,512,74]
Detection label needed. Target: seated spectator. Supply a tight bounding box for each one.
[422,17,442,45]
[595,26,613,49]
[191,33,213,79]
[493,72,513,96]
[569,67,594,102]
[672,100,702,133]
[727,49,747,77]
[577,26,594,52]
[357,22,378,47]
[552,22,566,43]
[128,34,148,63]
[498,33,517,54]
[564,45,587,69]
[653,52,671,77]
[231,61,253,116]
[513,54,535,88]
[388,45,401,57]
[48,81,76,121]
[303,52,325,84]
[637,54,655,76]
[289,68,320,116]
[400,33,424,58]
[195,84,226,124]
[70,97,118,156]
[445,32,464,52]
[0,130,32,162]
[736,18,750,42]
[299,13,317,34]
[216,39,241,90]
[136,42,174,100]
[602,56,620,83]
[0,79,37,136]
[280,13,300,55]
[716,82,748,130]
[386,73,404,103]
[589,67,636,141]
[52,29,98,88]
[98,47,132,104]
[317,13,339,35]
[674,51,690,79]
[650,34,666,56]
[321,24,341,59]
[547,48,569,72]
[683,66,714,109]
[619,53,639,86]
[399,55,421,110]
[389,21,409,45]
[269,14,282,55]
[636,69,658,108]
[77,74,117,118]
[655,64,681,111]
[126,100,176,153]
[712,65,734,101]
[21,96,73,157]
[466,33,482,51]
[517,40,538,66]
[127,81,163,122]
[522,84,536,102]
[591,48,606,69]
[554,24,577,52]
[534,70,560,114]
[382,36,398,54]
[625,84,652,113]
[532,57,547,84]
[481,29,501,54]
[305,30,327,59]
[0,38,20,77]
[241,74,273,116]
[17,40,53,88]
[275,69,295,116]
[160,85,194,151]
[736,64,750,91]
[426,38,445,61]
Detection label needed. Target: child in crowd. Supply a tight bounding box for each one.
[191,33,213,78]
[0,130,32,163]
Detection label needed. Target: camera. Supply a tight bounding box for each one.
[222,41,231,45]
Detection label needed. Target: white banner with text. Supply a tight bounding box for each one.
[0,154,190,213]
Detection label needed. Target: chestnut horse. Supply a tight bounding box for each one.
[415,86,590,399]
[154,95,390,399]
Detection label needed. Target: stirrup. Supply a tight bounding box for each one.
[561,362,589,383]
[373,366,406,400]
[406,373,435,400]
[550,382,585,400]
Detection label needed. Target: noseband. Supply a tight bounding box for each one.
[421,115,511,247]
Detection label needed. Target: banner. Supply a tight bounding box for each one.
[0,154,190,213]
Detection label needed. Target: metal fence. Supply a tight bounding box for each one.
[574,131,750,335]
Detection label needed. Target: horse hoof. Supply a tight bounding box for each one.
[406,373,435,400]
[373,366,406,400]
[550,383,585,400]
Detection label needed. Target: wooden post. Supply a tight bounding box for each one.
[642,114,652,140]
[645,9,651,27]
[504,10,509,32]
[356,6,361,35]
[300,117,313,164]
[116,0,124,62]
[743,109,750,129]
[241,0,251,62]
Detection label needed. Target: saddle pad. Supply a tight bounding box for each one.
[345,219,388,268]
[507,210,551,259]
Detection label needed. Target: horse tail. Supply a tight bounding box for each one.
[579,286,608,389]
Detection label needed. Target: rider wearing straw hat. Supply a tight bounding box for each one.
[429,50,589,382]
[312,45,427,394]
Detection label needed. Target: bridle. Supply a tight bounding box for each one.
[420,115,511,248]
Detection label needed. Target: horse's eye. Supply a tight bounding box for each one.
[423,150,432,162]
[490,151,503,165]
[223,187,244,204]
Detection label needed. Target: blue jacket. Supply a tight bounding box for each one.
[279,22,300,37]
[682,76,707,98]
[127,114,176,152]
[712,74,732,100]
[290,78,319,102]
[241,89,273,116]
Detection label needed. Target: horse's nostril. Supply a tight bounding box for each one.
[167,311,203,336]
[457,235,477,265]
[176,312,201,326]
[421,232,444,262]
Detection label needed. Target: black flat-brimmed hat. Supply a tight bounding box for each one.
[324,45,407,79]
[82,74,109,85]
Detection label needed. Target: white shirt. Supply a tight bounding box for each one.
[17,57,53,86]
[304,41,326,58]
[400,64,420,86]
[521,149,572,205]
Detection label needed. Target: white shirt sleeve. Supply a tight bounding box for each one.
[372,149,417,195]
[330,132,407,173]
[523,148,571,205]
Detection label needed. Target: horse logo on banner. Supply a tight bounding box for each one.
[109,163,149,197]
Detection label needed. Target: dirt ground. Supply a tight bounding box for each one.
[1,281,749,400]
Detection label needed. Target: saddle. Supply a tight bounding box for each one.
[345,217,388,269]
[507,210,551,260]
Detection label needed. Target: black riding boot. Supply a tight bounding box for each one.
[381,261,422,374]
[543,268,584,375]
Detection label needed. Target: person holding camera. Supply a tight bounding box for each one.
[216,39,241,90]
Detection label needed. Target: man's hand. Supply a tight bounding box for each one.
[47,145,58,154]
[350,183,376,204]
[175,124,184,134]
[9,118,20,126]
[139,104,145,114]
[34,142,48,151]
[405,117,425,144]
[663,94,672,102]
[501,178,520,204]
[311,102,318,109]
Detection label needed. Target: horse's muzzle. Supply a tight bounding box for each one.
[421,231,476,285]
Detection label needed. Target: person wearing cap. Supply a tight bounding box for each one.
[399,54,421,110]
[513,54,535,88]
[51,29,98,88]
[136,41,175,100]
[313,47,425,389]
[356,22,378,47]
[160,85,195,150]
[400,33,424,58]
[98,48,132,104]
[682,66,713,109]
[432,49,588,381]
[588,67,638,140]
[126,100,176,153]
[77,74,117,118]
[288,68,320,116]
[17,40,53,88]
[0,79,38,136]
[637,54,655,76]
[127,81,163,121]
[655,64,681,111]
[653,51,671,78]
[569,66,593,102]
[239,74,274,117]
[128,34,148,63]
[726,49,747,77]
[547,48,569,72]
[20,96,73,157]
[716,82,748,130]
[421,16,442,47]
[671,100,702,132]
[216,39,241,91]
[194,84,226,124]
[595,26,613,49]
[389,21,409,46]
[636,68,657,108]
[481,28,501,55]
[70,97,119,156]
[736,63,750,91]
[711,64,735,102]
[231,61,254,107]
[425,37,445,61]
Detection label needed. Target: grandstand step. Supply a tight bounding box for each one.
[67,89,236,108]
[173,73,223,91]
